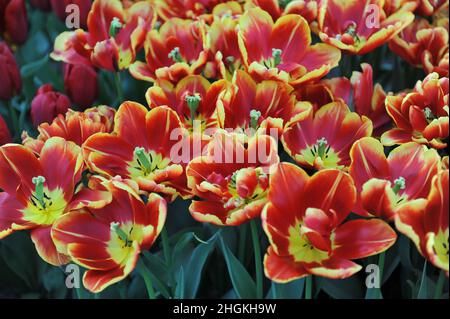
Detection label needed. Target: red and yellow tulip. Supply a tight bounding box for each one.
[207,10,242,80]
[51,0,155,71]
[187,130,279,226]
[129,18,208,83]
[237,7,341,86]
[381,73,449,149]
[52,176,167,292]
[316,0,414,55]
[349,137,440,220]
[217,70,308,137]
[244,0,319,24]
[83,102,191,201]
[389,18,449,77]
[146,75,229,134]
[154,0,234,21]
[282,101,373,170]
[322,63,392,136]
[396,169,449,275]
[263,163,397,282]
[0,137,111,265]
[22,106,116,155]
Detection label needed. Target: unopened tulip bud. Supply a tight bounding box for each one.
[0,41,21,100]
[31,84,71,127]
[64,63,98,109]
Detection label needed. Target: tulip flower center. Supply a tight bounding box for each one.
[133,147,169,177]
[32,176,47,208]
[288,225,329,263]
[423,107,436,123]
[263,48,282,68]
[392,177,406,195]
[168,47,183,63]
[109,17,123,38]
[25,176,67,225]
[433,230,449,265]
[250,109,262,129]
[110,222,133,248]
[186,93,201,125]
[224,168,268,209]
[312,137,330,159]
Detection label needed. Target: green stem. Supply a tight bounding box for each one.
[136,258,156,299]
[376,251,386,299]
[417,260,428,299]
[238,223,248,264]
[114,71,124,104]
[7,101,19,139]
[160,228,171,266]
[305,275,313,299]
[434,270,446,299]
[250,219,263,299]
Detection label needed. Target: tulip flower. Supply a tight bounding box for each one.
[349,137,441,220]
[383,0,418,15]
[381,73,449,149]
[262,163,397,281]
[0,137,112,265]
[237,7,341,86]
[64,63,98,109]
[217,70,309,136]
[282,101,373,170]
[30,84,71,127]
[187,130,279,226]
[50,0,91,28]
[389,18,449,77]
[0,41,21,100]
[316,0,414,55]
[245,0,318,23]
[52,176,167,293]
[417,0,448,16]
[154,0,231,21]
[0,114,12,145]
[0,0,28,44]
[129,18,208,83]
[322,63,392,136]
[22,105,115,154]
[146,75,228,135]
[51,0,156,71]
[396,169,449,274]
[83,102,192,201]
[207,12,242,80]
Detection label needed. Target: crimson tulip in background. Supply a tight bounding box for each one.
[0,0,448,302]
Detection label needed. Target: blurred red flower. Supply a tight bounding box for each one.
[31,84,71,127]
[64,63,98,109]
[0,41,21,100]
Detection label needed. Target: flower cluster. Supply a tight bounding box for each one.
[0,0,448,297]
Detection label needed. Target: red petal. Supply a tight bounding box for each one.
[264,247,309,283]
[31,226,70,266]
[333,219,397,260]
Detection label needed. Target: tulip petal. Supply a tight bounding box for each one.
[333,219,397,260]
[31,226,70,266]
[264,247,309,283]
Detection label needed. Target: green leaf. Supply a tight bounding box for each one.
[42,267,68,299]
[20,55,49,78]
[318,275,364,299]
[219,235,256,299]
[398,235,413,269]
[417,261,428,299]
[183,232,219,299]
[268,279,305,299]
[174,267,185,299]
[141,252,172,299]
